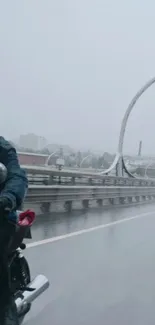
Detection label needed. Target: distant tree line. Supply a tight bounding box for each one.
[11,142,115,169]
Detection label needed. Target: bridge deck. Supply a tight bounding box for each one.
[24,204,155,325]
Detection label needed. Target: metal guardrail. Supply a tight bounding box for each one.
[23,165,108,178]
[25,185,155,204]
[24,165,155,187]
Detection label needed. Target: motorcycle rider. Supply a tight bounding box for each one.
[0,136,28,215]
[0,136,28,325]
[0,136,28,250]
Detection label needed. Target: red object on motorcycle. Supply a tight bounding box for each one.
[18,210,36,227]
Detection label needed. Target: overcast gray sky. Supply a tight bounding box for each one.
[0,0,155,154]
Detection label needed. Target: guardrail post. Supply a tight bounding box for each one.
[49,176,54,185]
[40,202,51,213]
[109,198,115,205]
[119,197,125,204]
[72,177,75,185]
[97,199,103,207]
[128,197,132,204]
[109,198,119,205]
[64,201,72,212]
[82,200,89,209]
[43,179,49,185]
[58,176,61,184]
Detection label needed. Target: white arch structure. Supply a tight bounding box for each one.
[80,154,93,168]
[100,77,155,176]
[45,150,59,166]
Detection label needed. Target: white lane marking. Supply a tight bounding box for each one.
[27,210,155,249]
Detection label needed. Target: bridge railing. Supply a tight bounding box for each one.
[23,165,155,187]
[25,184,155,212]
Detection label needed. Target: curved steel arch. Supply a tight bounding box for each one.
[100,77,155,176]
[45,150,59,166]
[80,154,93,168]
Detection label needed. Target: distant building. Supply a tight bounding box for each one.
[17,152,48,165]
[19,134,47,151]
[46,143,73,155]
[38,136,47,151]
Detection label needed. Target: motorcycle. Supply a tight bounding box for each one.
[0,209,49,325]
[0,164,49,324]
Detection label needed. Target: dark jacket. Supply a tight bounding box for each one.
[0,137,28,209]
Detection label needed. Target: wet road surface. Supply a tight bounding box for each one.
[24,204,155,325]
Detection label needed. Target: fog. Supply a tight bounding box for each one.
[0,0,155,154]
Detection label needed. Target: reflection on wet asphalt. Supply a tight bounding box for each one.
[24,204,155,325]
[30,203,155,242]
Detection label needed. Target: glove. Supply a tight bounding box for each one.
[0,197,13,214]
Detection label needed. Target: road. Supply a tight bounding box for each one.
[24,203,155,325]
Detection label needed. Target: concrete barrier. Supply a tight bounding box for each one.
[25,185,155,212]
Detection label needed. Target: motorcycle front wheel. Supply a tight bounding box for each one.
[1,296,19,325]
[2,256,31,325]
[18,256,31,324]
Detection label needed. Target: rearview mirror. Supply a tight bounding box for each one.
[0,163,7,184]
